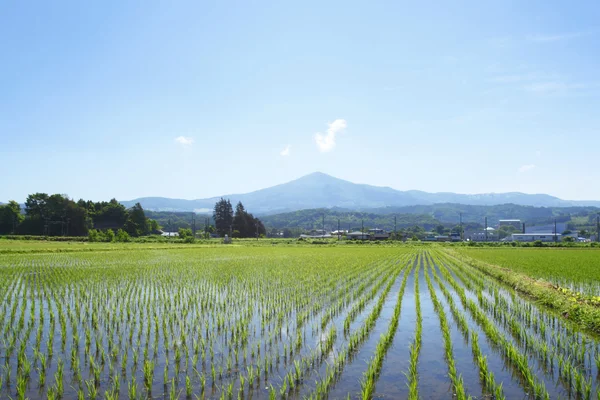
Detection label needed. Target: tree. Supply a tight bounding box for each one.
[124,203,149,237]
[233,202,250,237]
[115,229,131,242]
[148,219,160,233]
[178,228,193,239]
[435,225,445,235]
[0,201,24,234]
[213,198,233,237]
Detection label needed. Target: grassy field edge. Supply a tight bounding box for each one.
[442,248,600,335]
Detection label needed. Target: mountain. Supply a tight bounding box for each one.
[121,172,600,213]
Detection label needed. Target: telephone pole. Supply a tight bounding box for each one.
[484,217,488,242]
[394,216,397,241]
[362,219,364,240]
[459,212,463,241]
[554,218,557,243]
[597,216,600,243]
[338,219,340,241]
[322,213,325,240]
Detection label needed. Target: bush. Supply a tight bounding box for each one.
[115,229,131,242]
[183,236,196,244]
[533,240,544,247]
[104,229,115,243]
[178,228,193,239]
[88,229,100,242]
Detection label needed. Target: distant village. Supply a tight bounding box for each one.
[296,219,595,243]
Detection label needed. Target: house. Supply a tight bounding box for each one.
[346,231,370,240]
[368,228,390,240]
[299,233,332,239]
[511,233,562,242]
[469,227,497,242]
[450,233,462,242]
[435,235,451,242]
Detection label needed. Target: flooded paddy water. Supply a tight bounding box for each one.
[1,246,599,399]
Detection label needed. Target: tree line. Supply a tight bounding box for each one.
[0,193,158,237]
[213,198,266,238]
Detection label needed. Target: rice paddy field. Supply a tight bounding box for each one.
[2,243,600,399]
[456,247,600,296]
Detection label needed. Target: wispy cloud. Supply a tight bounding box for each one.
[527,31,591,43]
[175,136,194,145]
[315,119,347,152]
[518,164,536,173]
[524,82,587,94]
[280,145,291,157]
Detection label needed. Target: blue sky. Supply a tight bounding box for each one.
[1,1,599,202]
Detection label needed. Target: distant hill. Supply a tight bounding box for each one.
[260,204,600,231]
[121,172,600,214]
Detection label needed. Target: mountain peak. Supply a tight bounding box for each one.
[121,173,600,213]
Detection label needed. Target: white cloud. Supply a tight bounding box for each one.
[280,145,291,156]
[314,119,347,152]
[518,164,536,173]
[175,136,194,145]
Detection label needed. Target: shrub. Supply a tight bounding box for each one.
[116,229,131,242]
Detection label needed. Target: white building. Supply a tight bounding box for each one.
[511,233,561,242]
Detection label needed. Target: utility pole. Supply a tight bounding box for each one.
[256,221,259,240]
[362,219,364,240]
[459,212,463,241]
[168,218,171,238]
[322,213,325,240]
[191,213,196,237]
[338,219,340,241]
[554,219,558,243]
[394,216,397,241]
[597,216,600,243]
[484,217,488,242]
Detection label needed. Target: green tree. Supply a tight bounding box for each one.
[178,228,193,239]
[104,229,115,242]
[115,229,131,242]
[124,203,149,237]
[0,201,24,234]
[148,219,160,233]
[213,198,233,237]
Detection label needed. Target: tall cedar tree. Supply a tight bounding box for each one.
[213,198,234,236]
[232,201,266,238]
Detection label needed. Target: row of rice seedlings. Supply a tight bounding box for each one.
[406,255,422,400]
[441,251,597,398]
[423,257,469,400]
[359,262,412,399]
[445,250,593,370]
[428,252,506,400]
[434,256,551,400]
[0,249,393,398]
[450,255,599,400]
[306,256,414,400]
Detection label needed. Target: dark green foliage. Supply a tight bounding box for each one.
[0,201,23,234]
[6,194,156,238]
[213,198,233,237]
[178,228,193,239]
[115,229,131,242]
[123,203,149,237]
[145,211,209,232]
[260,208,440,232]
[232,202,266,238]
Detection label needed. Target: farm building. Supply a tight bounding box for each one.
[368,229,390,240]
[346,231,370,240]
[511,233,562,242]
